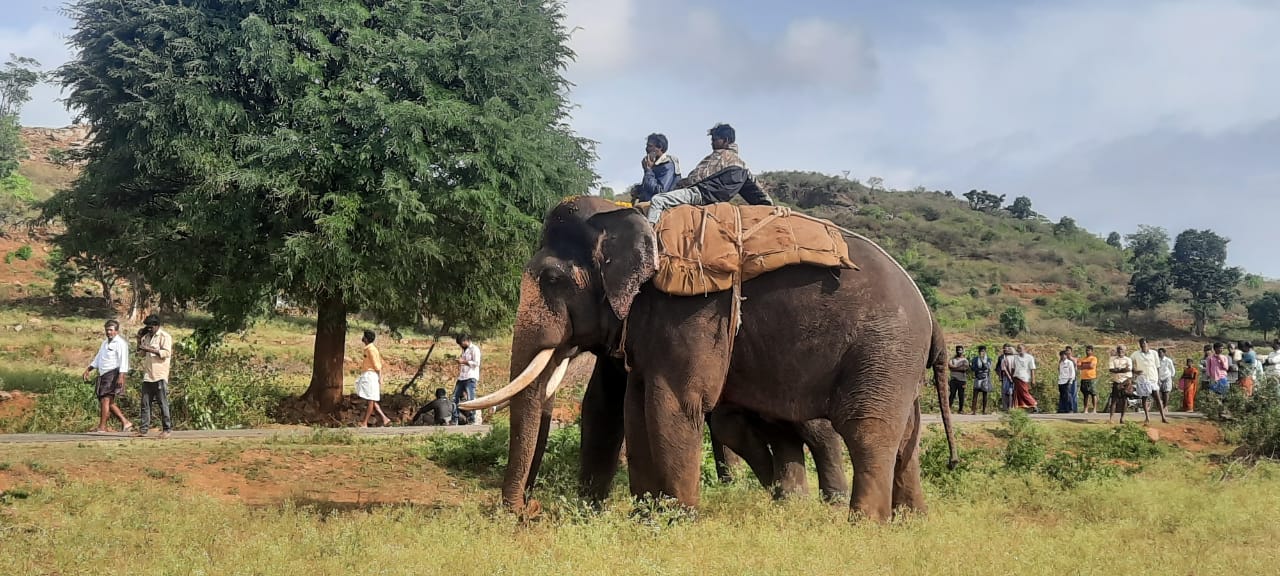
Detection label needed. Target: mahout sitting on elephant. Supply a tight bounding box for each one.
[463,196,956,522]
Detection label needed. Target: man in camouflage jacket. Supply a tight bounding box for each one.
[645,123,773,225]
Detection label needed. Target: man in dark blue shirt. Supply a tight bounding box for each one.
[634,132,680,202]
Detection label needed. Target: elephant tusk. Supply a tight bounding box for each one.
[542,357,572,400]
[459,348,555,410]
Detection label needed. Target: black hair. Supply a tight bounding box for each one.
[435,388,447,398]
[955,345,964,353]
[363,329,375,343]
[708,123,735,143]
[646,133,668,152]
[977,345,987,351]
[143,314,161,326]
[455,334,470,345]
[1138,337,1147,346]
[104,319,120,331]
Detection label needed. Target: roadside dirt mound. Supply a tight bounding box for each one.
[19,125,90,169]
[276,393,422,427]
[0,390,35,422]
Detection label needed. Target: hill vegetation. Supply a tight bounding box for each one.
[759,171,1274,344]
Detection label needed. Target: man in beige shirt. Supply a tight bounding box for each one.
[136,314,174,438]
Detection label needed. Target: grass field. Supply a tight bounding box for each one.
[0,420,1275,575]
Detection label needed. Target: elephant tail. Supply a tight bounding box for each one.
[929,319,959,469]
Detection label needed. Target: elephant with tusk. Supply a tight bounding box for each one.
[463,196,956,522]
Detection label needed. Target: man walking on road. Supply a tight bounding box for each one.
[453,334,482,425]
[135,314,173,438]
[83,319,134,434]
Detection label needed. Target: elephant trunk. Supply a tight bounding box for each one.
[496,274,569,510]
[930,321,959,469]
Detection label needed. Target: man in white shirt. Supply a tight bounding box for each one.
[1264,339,1280,378]
[1009,344,1039,412]
[81,319,135,434]
[1156,347,1176,411]
[452,334,482,425]
[1057,350,1077,414]
[1128,338,1168,424]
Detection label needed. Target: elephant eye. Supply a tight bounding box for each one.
[540,268,566,285]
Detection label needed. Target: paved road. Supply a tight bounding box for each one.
[0,411,1203,445]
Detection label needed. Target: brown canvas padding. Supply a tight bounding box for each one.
[652,204,858,297]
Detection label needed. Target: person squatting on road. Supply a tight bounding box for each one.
[412,388,456,426]
[643,123,773,226]
[135,314,174,438]
[948,345,969,414]
[452,334,481,425]
[83,319,135,434]
[355,330,391,428]
[968,345,993,415]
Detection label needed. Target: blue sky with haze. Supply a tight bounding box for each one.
[5,0,1278,276]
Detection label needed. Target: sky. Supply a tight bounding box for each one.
[4,0,1279,276]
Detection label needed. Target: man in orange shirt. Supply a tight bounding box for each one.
[356,330,390,427]
[1076,345,1100,413]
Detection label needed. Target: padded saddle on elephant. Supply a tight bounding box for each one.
[652,204,858,297]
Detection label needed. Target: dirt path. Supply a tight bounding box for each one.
[0,412,1203,444]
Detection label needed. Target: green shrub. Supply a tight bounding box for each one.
[1041,451,1118,488]
[1072,422,1165,461]
[1218,378,1280,459]
[419,422,586,500]
[987,284,1002,295]
[8,372,100,433]
[999,306,1027,337]
[169,347,287,430]
[13,245,32,261]
[1001,410,1046,472]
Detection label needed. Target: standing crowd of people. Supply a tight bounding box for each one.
[946,338,1280,424]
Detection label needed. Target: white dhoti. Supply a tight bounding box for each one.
[355,370,381,401]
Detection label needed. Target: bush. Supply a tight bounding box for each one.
[1001,410,1046,472]
[14,245,32,261]
[999,306,1027,337]
[1071,422,1165,461]
[1216,378,1280,459]
[169,346,288,430]
[1041,451,1118,488]
[5,371,102,433]
[987,284,1002,295]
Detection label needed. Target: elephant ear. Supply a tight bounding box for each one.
[587,208,658,319]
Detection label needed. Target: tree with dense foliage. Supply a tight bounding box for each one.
[1052,216,1078,237]
[1006,196,1035,220]
[1124,225,1172,311]
[1170,229,1242,336]
[963,189,1004,213]
[1105,232,1123,249]
[1247,291,1280,341]
[46,0,595,409]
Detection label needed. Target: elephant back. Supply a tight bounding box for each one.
[651,204,857,297]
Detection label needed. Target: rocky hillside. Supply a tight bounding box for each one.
[16,125,89,201]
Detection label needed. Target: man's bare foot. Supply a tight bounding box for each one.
[121,422,134,433]
[158,431,171,439]
[357,423,368,428]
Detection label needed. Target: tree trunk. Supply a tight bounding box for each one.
[400,325,449,396]
[127,273,148,323]
[302,291,348,411]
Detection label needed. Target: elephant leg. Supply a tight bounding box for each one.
[708,405,778,490]
[765,423,809,500]
[839,417,904,522]
[892,399,927,514]
[705,413,735,483]
[645,373,712,507]
[799,419,849,503]
[579,358,627,503]
[624,371,660,500]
